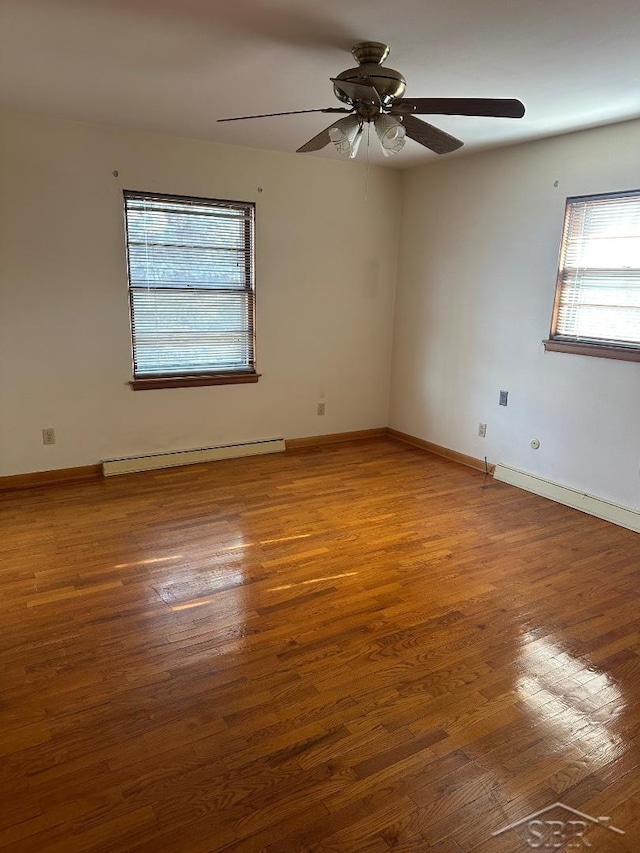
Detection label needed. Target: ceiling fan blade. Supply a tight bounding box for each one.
[330,77,381,106]
[218,107,351,122]
[401,115,464,155]
[391,98,525,119]
[296,117,354,153]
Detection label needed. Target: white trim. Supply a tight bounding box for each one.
[103,438,285,476]
[493,464,640,534]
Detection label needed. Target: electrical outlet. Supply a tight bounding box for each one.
[42,427,56,445]
[499,390,509,406]
[317,402,326,416]
[478,422,487,438]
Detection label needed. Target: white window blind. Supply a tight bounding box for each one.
[552,189,640,348]
[124,190,255,379]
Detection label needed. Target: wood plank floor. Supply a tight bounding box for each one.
[2,438,640,852]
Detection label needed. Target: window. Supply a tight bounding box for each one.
[124,190,257,389]
[545,189,640,362]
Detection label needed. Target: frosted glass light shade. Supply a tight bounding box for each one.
[329,116,364,158]
[374,115,406,156]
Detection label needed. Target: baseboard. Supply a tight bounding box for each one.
[494,464,640,534]
[103,438,285,476]
[387,428,494,474]
[2,431,386,491]
[286,428,387,450]
[0,464,103,493]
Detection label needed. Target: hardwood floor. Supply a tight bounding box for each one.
[2,438,640,852]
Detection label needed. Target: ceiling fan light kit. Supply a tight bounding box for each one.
[218,42,526,160]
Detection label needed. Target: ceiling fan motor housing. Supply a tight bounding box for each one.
[333,65,406,107]
[333,42,406,108]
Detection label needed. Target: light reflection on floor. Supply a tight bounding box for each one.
[113,555,184,569]
[162,532,250,617]
[269,571,359,592]
[516,633,626,770]
[260,533,312,546]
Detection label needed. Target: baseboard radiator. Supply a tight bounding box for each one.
[103,438,285,477]
[494,464,640,534]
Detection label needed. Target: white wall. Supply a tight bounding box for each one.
[4,108,640,508]
[0,111,401,476]
[390,118,640,510]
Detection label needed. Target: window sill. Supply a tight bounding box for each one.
[543,340,640,362]
[130,372,261,390]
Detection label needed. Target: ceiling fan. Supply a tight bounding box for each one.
[218,41,525,159]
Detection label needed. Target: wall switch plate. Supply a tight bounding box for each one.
[478,422,487,438]
[317,402,325,416]
[42,427,56,445]
[499,390,509,406]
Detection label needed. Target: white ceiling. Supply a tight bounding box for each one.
[1,0,640,168]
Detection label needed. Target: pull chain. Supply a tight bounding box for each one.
[365,122,371,202]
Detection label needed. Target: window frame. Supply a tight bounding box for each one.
[544,188,640,362]
[123,189,259,390]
